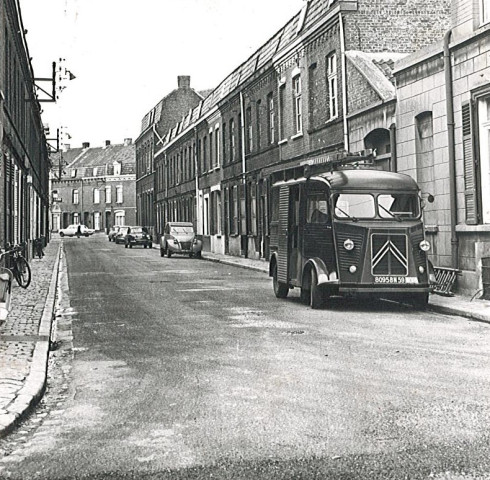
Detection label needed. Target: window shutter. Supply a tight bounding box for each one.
[462,101,479,225]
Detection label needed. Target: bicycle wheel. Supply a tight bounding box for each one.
[13,256,31,288]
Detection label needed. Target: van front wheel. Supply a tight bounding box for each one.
[310,269,325,309]
[273,263,288,299]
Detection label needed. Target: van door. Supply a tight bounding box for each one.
[288,185,301,282]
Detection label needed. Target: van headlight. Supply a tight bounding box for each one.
[419,240,431,252]
[343,239,355,251]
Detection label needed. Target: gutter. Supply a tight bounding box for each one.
[444,29,459,269]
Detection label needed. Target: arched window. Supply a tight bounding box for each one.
[364,128,391,155]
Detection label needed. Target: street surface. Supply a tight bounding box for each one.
[1,234,490,479]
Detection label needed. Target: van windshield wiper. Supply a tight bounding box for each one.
[378,203,402,222]
[335,207,358,222]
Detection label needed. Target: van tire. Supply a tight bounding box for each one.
[310,269,325,309]
[273,263,288,299]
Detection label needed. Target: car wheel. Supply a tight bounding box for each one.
[272,263,288,299]
[129,244,133,249]
[144,245,147,249]
[166,248,172,258]
[195,251,202,259]
[148,244,152,249]
[125,243,128,248]
[160,248,164,257]
[60,232,64,237]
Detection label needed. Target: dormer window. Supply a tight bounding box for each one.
[71,169,77,178]
[113,161,121,176]
[93,167,97,177]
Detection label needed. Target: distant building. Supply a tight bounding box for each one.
[135,76,206,238]
[50,139,136,233]
[394,0,490,295]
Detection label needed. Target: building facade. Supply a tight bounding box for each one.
[135,76,205,238]
[394,0,490,295]
[155,0,451,261]
[50,140,136,232]
[0,0,50,251]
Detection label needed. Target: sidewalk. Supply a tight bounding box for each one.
[202,251,490,323]
[0,237,61,437]
[0,242,489,439]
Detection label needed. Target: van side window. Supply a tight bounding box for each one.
[307,195,329,224]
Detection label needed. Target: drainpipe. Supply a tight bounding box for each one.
[240,91,248,258]
[339,12,349,152]
[389,123,397,172]
[193,127,200,233]
[444,29,459,269]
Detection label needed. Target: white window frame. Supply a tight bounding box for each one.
[293,75,303,134]
[327,53,338,120]
[215,127,220,168]
[93,188,100,204]
[105,186,112,204]
[268,94,275,144]
[72,189,79,204]
[482,0,490,25]
[116,185,123,204]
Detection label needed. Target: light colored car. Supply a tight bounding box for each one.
[124,226,152,249]
[160,222,202,258]
[108,226,121,242]
[59,224,95,237]
[114,226,132,244]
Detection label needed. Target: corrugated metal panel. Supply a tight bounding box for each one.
[277,186,290,284]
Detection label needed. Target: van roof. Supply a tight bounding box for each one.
[314,169,419,192]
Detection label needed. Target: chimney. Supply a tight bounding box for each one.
[124,138,132,146]
[82,142,90,149]
[178,75,191,89]
[105,140,111,146]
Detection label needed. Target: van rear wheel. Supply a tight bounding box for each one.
[273,263,288,299]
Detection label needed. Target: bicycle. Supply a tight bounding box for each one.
[3,243,32,289]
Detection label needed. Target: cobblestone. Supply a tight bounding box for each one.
[0,238,61,437]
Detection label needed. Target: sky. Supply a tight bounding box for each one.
[19,0,305,149]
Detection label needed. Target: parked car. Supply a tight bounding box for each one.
[108,226,121,242]
[114,226,131,244]
[160,222,202,258]
[59,224,95,237]
[124,226,152,249]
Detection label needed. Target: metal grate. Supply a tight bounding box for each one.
[433,266,461,296]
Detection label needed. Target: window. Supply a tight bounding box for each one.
[115,210,125,226]
[116,186,123,204]
[307,194,329,223]
[222,123,227,165]
[246,107,253,152]
[267,93,275,144]
[71,169,77,178]
[279,84,286,140]
[378,194,420,219]
[105,186,111,204]
[229,118,236,162]
[72,189,79,204]
[415,112,434,194]
[215,127,220,168]
[482,0,490,24]
[256,100,262,149]
[209,132,213,170]
[203,136,207,172]
[293,75,302,134]
[231,185,239,234]
[327,53,338,120]
[211,190,222,235]
[113,161,121,176]
[334,194,375,219]
[93,188,100,204]
[478,96,490,223]
[92,167,98,177]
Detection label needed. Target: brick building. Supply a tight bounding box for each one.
[135,76,205,238]
[0,0,50,250]
[155,0,451,260]
[394,0,490,295]
[50,139,136,233]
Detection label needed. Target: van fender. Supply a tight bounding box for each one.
[303,258,338,286]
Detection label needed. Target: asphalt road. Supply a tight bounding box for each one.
[1,234,490,479]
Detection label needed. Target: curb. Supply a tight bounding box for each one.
[0,242,62,438]
[201,254,490,324]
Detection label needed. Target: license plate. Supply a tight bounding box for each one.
[374,276,418,284]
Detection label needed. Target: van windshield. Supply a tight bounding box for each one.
[334,194,375,219]
[378,194,420,219]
